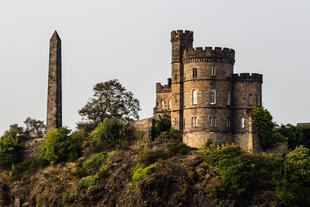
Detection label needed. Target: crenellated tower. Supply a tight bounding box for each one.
[153,30,263,152]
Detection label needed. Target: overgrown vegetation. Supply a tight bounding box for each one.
[36,127,81,165]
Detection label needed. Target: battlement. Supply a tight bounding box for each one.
[171,30,194,42]
[156,78,172,93]
[232,73,263,83]
[183,47,235,61]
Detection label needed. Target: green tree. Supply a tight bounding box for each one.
[24,117,46,137]
[253,107,286,149]
[36,127,81,165]
[275,146,310,207]
[90,117,121,146]
[0,129,23,168]
[79,79,140,127]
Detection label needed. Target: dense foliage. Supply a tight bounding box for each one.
[278,124,310,149]
[36,127,81,165]
[253,107,286,149]
[79,79,140,128]
[275,146,310,207]
[0,129,23,168]
[24,117,46,137]
[91,117,121,146]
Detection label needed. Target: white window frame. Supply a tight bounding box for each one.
[209,117,216,127]
[161,100,165,110]
[241,118,245,128]
[192,89,197,105]
[210,90,216,105]
[226,118,231,127]
[168,100,171,110]
[192,117,198,128]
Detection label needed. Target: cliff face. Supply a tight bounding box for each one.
[0,138,280,207]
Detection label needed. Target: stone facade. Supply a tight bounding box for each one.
[131,118,153,142]
[46,31,62,131]
[153,30,263,152]
[23,138,44,157]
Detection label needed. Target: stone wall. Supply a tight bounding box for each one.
[131,118,153,142]
[23,138,44,157]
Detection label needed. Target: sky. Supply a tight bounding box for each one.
[0,0,309,134]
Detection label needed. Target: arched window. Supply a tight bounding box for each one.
[210,90,216,104]
[192,90,197,105]
[192,117,199,128]
[227,91,231,106]
[161,100,165,110]
[241,118,245,128]
[168,100,171,110]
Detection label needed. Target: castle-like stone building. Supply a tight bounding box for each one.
[153,30,263,152]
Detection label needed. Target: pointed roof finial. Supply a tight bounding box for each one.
[51,30,61,40]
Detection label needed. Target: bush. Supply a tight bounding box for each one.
[36,127,81,165]
[201,144,260,194]
[78,175,98,190]
[166,143,191,156]
[275,146,310,207]
[132,164,155,183]
[137,150,160,168]
[152,113,171,139]
[91,117,121,146]
[0,129,23,168]
[62,189,76,207]
[83,152,110,170]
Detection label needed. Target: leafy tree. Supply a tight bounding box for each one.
[0,129,23,168]
[36,127,81,165]
[24,117,46,137]
[79,79,140,127]
[152,112,171,139]
[90,117,121,146]
[253,107,286,149]
[275,146,310,206]
[278,124,310,150]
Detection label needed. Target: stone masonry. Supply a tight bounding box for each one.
[153,30,263,152]
[46,31,62,131]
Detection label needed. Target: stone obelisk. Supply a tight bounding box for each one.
[46,31,62,131]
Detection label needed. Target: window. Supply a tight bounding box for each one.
[209,117,216,127]
[227,91,231,106]
[192,117,198,128]
[192,89,197,105]
[241,118,245,128]
[175,118,177,126]
[226,118,231,127]
[174,74,177,81]
[211,67,216,76]
[210,90,216,105]
[192,68,197,78]
[257,95,261,106]
[161,100,165,110]
[168,100,171,110]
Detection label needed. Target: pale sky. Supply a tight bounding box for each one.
[0,0,309,134]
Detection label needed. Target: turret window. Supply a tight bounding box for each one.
[209,117,216,127]
[241,118,245,128]
[192,89,197,105]
[168,100,171,110]
[192,117,198,128]
[161,100,165,110]
[227,91,231,106]
[210,90,216,105]
[211,67,216,76]
[226,118,231,127]
[192,68,197,78]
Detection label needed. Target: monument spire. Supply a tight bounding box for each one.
[46,31,62,131]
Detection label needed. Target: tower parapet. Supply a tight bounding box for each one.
[232,73,263,83]
[183,47,235,64]
[171,30,193,42]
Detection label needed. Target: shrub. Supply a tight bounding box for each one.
[91,117,121,146]
[152,113,171,139]
[275,146,310,207]
[166,143,191,156]
[36,127,81,165]
[0,129,23,168]
[137,150,160,168]
[78,175,98,190]
[62,189,76,207]
[201,144,259,194]
[83,152,110,170]
[132,164,155,183]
